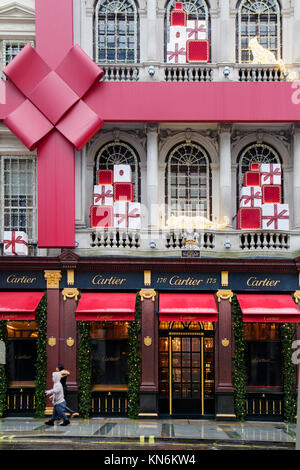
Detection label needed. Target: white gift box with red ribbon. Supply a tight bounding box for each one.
[114,201,141,229]
[240,186,262,208]
[113,165,131,183]
[186,20,207,40]
[93,185,113,206]
[260,163,281,185]
[169,25,187,46]
[261,204,289,230]
[3,231,28,256]
[166,41,186,64]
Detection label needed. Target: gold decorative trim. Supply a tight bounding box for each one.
[221,338,230,347]
[221,271,229,287]
[66,337,74,347]
[139,289,156,301]
[144,336,152,347]
[67,269,74,286]
[44,270,62,289]
[216,290,234,303]
[48,336,56,347]
[144,270,151,286]
[62,288,80,301]
[294,291,300,303]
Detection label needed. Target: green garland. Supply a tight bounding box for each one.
[280,323,296,423]
[0,320,7,418]
[232,295,246,421]
[127,293,142,419]
[34,293,48,418]
[77,321,92,418]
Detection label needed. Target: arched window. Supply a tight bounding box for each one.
[165,0,210,61]
[95,141,141,201]
[165,142,211,221]
[236,142,282,207]
[94,0,139,64]
[237,0,281,63]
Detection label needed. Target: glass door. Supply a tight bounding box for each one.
[170,334,203,415]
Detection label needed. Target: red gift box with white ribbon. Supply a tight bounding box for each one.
[261,204,289,230]
[114,201,141,229]
[3,231,28,256]
[93,185,113,206]
[237,207,262,230]
[90,205,113,228]
[240,186,262,208]
[250,162,260,171]
[170,2,187,26]
[113,182,134,202]
[262,185,282,204]
[260,163,281,185]
[186,39,209,63]
[243,171,261,187]
[97,169,113,185]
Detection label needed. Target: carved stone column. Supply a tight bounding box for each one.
[215,289,235,419]
[44,270,62,394]
[146,124,159,230]
[139,288,158,416]
[218,124,233,226]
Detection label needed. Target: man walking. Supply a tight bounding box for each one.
[45,371,70,426]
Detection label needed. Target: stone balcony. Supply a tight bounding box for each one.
[73,228,300,258]
[98,62,289,82]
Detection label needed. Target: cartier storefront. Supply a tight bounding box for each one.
[1,253,300,421]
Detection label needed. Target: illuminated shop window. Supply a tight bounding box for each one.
[165,0,210,62]
[95,141,141,201]
[94,0,139,64]
[244,323,282,388]
[165,142,212,221]
[236,142,282,208]
[7,321,38,384]
[90,322,129,386]
[237,0,281,63]
[0,156,37,243]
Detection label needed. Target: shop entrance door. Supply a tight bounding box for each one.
[159,322,215,416]
[170,333,203,415]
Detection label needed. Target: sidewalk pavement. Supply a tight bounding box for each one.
[0,417,296,448]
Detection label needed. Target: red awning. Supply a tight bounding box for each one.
[76,293,136,321]
[159,293,218,322]
[0,291,44,320]
[236,294,300,323]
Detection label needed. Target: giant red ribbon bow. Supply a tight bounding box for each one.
[3,43,104,152]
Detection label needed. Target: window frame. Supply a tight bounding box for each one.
[94,0,139,64]
[95,141,141,202]
[236,0,281,63]
[0,155,37,243]
[165,141,212,222]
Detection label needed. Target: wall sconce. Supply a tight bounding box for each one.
[224,240,231,249]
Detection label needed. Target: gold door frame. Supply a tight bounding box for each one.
[168,331,204,416]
